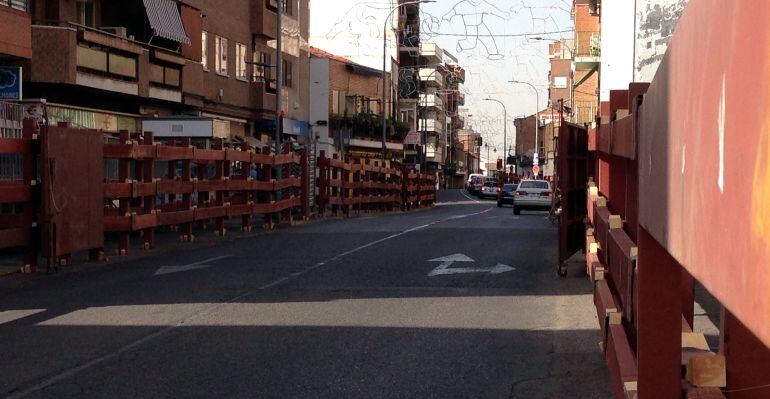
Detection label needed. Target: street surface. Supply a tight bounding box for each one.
[0,190,612,398]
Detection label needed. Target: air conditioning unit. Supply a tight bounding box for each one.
[100,27,128,39]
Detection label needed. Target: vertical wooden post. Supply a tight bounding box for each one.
[118,130,131,255]
[261,146,274,229]
[317,151,327,218]
[636,227,682,399]
[300,147,309,220]
[331,153,339,217]
[180,137,193,241]
[241,142,253,232]
[142,132,155,249]
[282,143,292,223]
[720,309,770,398]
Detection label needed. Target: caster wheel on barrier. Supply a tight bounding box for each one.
[557,264,568,278]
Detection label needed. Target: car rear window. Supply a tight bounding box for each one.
[518,181,549,189]
[484,182,496,187]
[503,184,517,190]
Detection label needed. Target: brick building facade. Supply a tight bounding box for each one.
[17,0,309,143]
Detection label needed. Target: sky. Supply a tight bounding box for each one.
[309,0,574,156]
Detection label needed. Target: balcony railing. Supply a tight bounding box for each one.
[419,93,443,109]
[420,43,443,63]
[574,31,600,58]
[419,68,444,87]
[418,118,444,133]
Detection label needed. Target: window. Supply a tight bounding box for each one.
[282,0,292,16]
[235,43,247,80]
[553,76,568,89]
[76,0,95,27]
[215,36,228,75]
[253,51,275,92]
[1,0,29,11]
[282,59,292,88]
[201,31,209,70]
[253,52,265,80]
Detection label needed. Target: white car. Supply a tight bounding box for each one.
[513,180,552,215]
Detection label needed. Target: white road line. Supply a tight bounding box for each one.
[6,208,493,397]
[460,190,481,203]
[258,207,493,290]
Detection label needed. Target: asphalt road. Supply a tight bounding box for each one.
[0,189,612,399]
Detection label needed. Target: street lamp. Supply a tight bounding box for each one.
[482,97,507,169]
[509,80,540,179]
[381,0,436,162]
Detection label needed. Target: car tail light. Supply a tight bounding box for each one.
[496,187,501,192]
[541,191,552,197]
[515,191,525,196]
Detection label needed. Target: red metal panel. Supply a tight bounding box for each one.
[611,116,635,159]
[42,126,104,257]
[605,324,638,399]
[637,0,770,348]
[557,123,589,267]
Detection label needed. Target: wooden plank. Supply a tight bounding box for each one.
[0,227,28,249]
[0,183,31,204]
[0,137,31,154]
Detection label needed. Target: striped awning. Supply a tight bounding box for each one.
[143,0,191,45]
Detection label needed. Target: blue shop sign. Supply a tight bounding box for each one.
[0,67,22,100]
[282,118,310,137]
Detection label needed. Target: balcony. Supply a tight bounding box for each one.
[399,32,419,49]
[252,4,277,40]
[419,93,443,109]
[0,3,31,59]
[574,31,600,70]
[418,118,444,133]
[445,65,465,84]
[419,68,444,87]
[420,43,443,64]
[30,24,183,101]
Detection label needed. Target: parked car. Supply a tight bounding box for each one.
[497,183,518,207]
[512,180,552,215]
[467,175,486,195]
[478,181,500,199]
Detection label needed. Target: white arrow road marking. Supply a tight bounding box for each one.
[154,255,232,276]
[427,253,515,276]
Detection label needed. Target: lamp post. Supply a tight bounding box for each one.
[483,97,507,172]
[381,0,435,161]
[509,80,540,179]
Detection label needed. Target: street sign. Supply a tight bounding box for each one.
[532,165,541,175]
[427,253,515,276]
[0,67,22,100]
[533,152,539,166]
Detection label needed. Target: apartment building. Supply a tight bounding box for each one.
[0,0,32,101]
[18,0,308,143]
[309,47,402,162]
[443,56,466,188]
[396,0,421,166]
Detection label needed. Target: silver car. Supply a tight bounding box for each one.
[513,180,552,215]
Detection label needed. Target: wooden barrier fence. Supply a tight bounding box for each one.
[103,130,308,255]
[0,102,37,273]
[316,151,436,217]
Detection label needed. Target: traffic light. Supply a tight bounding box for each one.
[496,158,503,170]
[476,136,483,147]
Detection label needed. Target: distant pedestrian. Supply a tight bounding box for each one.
[250,166,259,180]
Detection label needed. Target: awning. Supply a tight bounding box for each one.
[143,0,191,45]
